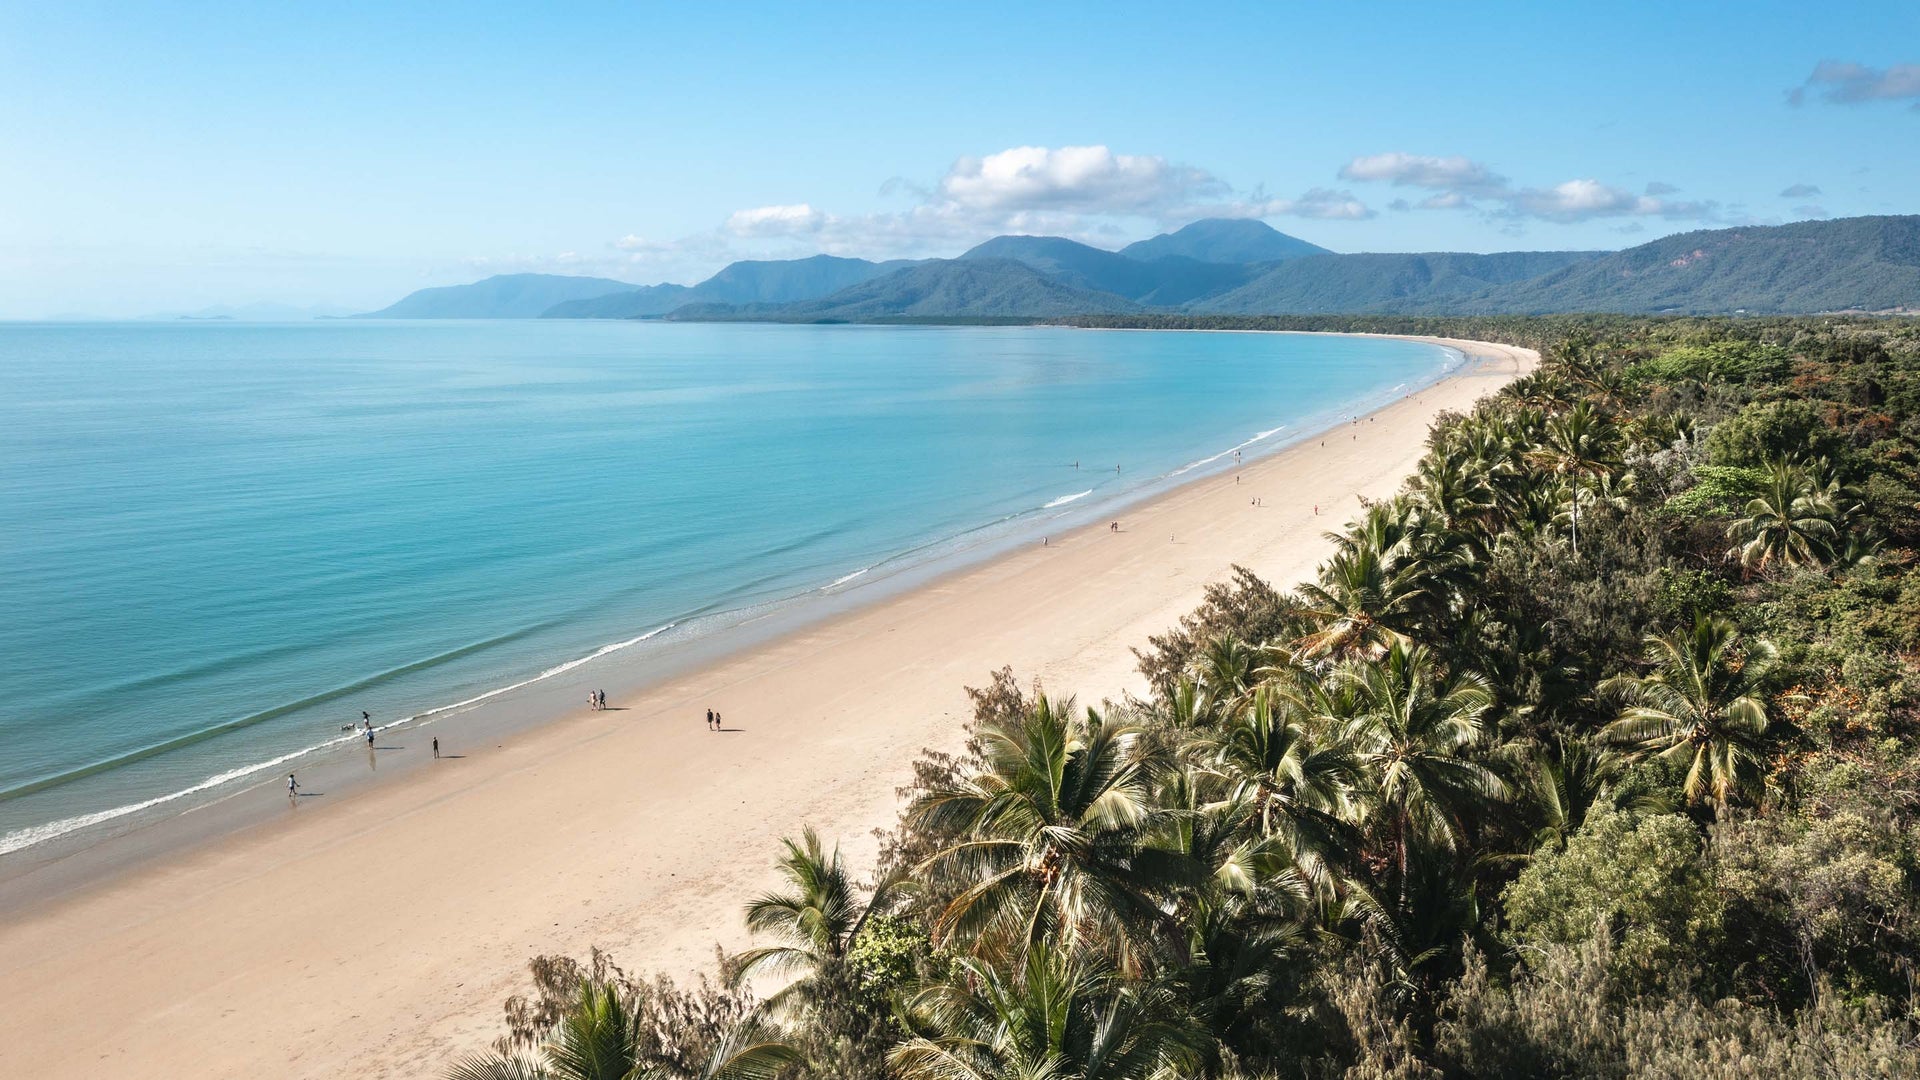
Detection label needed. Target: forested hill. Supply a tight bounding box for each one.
[1196,250,1604,315]
[356,216,1920,320]
[1477,215,1920,314]
[353,273,636,318]
[543,255,913,318]
[1118,215,1331,262]
[678,258,1142,321]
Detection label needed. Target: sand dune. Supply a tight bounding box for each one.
[0,335,1536,1079]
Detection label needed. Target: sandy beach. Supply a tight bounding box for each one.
[0,334,1535,1079]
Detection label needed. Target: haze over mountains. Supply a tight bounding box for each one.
[357,215,1920,321]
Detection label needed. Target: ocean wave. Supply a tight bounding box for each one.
[0,621,680,858]
[0,735,355,857]
[823,568,870,590]
[1169,425,1287,477]
[1043,489,1093,509]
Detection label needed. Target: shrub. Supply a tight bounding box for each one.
[1627,340,1792,388]
[1501,808,1721,991]
[1705,399,1847,468]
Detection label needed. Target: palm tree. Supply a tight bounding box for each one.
[1633,410,1698,455]
[447,981,796,1080]
[1332,643,1505,897]
[1192,685,1362,896]
[1296,544,1422,662]
[889,950,1205,1080]
[1412,446,1497,540]
[1187,634,1267,721]
[909,697,1192,965]
[1725,459,1840,574]
[1524,401,1622,556]
[728,827,904,1019]
[1601,614,1777,814]
[1518,735,1628,853]
[1295,503,1460,662]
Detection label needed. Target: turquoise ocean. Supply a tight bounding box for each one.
[0,321,1458,856]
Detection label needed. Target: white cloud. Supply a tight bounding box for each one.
[1779,183,1823,198]
[1788,61,1920,107]
[1284,188,1374,220]
[1338,152,1507,196]
[725,203,829,237]
[1507,179,1711,223]
[1218,187,1375,221]
[1338,151,1718,225]
[938,145,1225,214]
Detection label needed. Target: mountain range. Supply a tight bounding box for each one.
[356,215,1920,321]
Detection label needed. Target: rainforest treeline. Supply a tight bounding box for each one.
[451,315,1920,1080]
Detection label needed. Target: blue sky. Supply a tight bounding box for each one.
[2,1,1916,317]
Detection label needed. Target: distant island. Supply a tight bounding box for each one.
[355,215,1920,322]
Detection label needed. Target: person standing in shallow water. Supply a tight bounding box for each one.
[432,737,440,759]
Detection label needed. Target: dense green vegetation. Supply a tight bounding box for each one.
[451,316,1920,1079]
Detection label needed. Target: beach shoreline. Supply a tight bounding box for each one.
[0,333,1537,1079]
[0,330,1463,897]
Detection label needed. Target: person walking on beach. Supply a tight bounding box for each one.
[366,727,375,748]
[432,737,440,759]
[287,773,299,799]
[706,707,714,730]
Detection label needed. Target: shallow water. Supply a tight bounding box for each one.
[0,321,1456,853]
